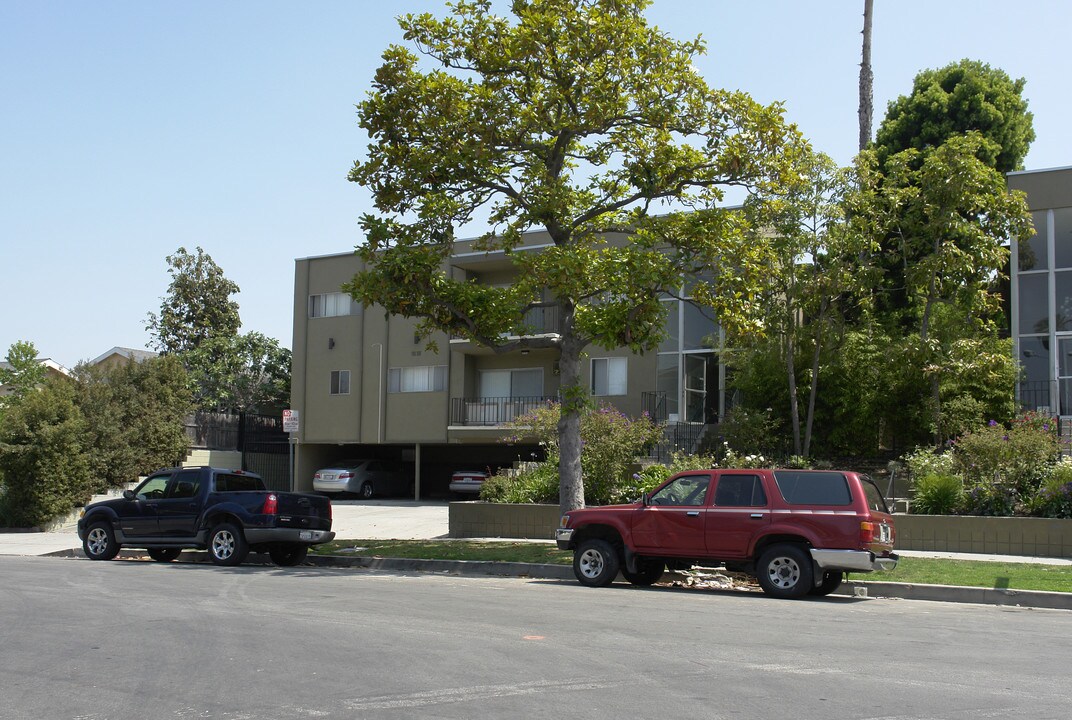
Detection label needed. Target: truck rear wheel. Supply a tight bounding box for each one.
[757,544,813,599]
[573,538,620,587]
[809,571,844,597]
[208,523,249,566]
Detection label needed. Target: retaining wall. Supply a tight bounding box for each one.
[448,502,1072,559]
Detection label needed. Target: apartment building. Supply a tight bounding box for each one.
[290,229,726,496]
[1009,165,1072,416]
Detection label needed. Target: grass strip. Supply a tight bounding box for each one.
[313,540,1072,593]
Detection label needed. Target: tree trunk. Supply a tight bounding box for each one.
[557,335,586,515]
[859,0,874,151]
[786,334,802,456]
[803,300,828,457]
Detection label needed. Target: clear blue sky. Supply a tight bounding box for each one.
[2,0,1070,369]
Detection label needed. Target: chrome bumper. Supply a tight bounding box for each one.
[810,549,898,573]
[555,528,574,550]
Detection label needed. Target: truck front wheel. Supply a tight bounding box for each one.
[573,539,620,587]
[757,544,813,599]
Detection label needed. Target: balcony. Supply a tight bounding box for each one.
[450,396,558,426]
[449,306,562,354]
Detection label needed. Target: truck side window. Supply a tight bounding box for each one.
[714,474,767,507]
[167,470,201,499]
[135,475,171,500]
[649,475,710,506]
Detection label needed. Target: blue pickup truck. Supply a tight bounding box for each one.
[77,467,335,567]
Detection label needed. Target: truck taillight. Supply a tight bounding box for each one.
[263,494,278,515]
[860,521,874,543]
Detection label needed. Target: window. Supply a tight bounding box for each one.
[479,368,543,398]
[330,370,350,395]
[649,474,710,506]
[309,292,357,318]
[714,474,767,507]
[773,471,851,506]
[166,470,201,499]
[215,473,263,493]
[591,357,627,396]
[388,365,447,393]
[135,474,171,500]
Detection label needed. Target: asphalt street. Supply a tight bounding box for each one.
[3,555,1071,720]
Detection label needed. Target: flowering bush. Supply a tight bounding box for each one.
[487,401,663,506]
[904,412,1069,517]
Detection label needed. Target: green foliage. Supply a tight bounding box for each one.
[73,356,192,492]
[147,246,241,355]
[0,379,91,528]
[718,406,784,458]
[874,59,1034,173]
[903,446,956,480]
[1028,460,1072,519]
[345,0,800,510]
[951,412,1059,515]
[480,463,559,505]
[911,473,963,515]
[181,332,291,413]
[0,341,47,416]
[496,401,663,506]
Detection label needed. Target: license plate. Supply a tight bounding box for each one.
[299,531,313,540]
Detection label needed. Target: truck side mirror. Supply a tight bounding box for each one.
[640,492,650,507]
[123,490,136,501]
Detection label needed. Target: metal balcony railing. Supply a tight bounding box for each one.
[1018,381,1052,413]
[450,395,558,426]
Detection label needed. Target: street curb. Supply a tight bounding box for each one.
[42,549,1071,610]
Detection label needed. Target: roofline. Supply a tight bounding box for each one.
[294,206,747,263]
[1007,164,1072,177]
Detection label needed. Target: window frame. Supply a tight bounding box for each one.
[591,357,627,396]
[330,369,351,395]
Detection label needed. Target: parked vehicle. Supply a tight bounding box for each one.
[77,467,334,567]
[556,469,898,599]
[312,459,410,498]
[449,469,490,498]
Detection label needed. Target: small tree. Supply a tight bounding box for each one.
[346,0,799,513]
[147,246,241,355]
[0,341,46,416]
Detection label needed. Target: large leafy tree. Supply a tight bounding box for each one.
[873,59,1034,174]
[73,355,192,491]
[345,0,799,512]
[182,332,291,414]
[146,246,241,355]
[861,133,1033,442]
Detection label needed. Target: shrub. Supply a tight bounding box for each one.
[0,379,92,528]
[1026,459,1072,519]
[910,473,963,515]
[480,463,558,504]
[719,406,784,457]
[496,401,663,506]
[903,447,956,480]
[953,412,1059,501]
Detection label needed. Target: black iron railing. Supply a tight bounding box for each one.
[450,396,558,426]
[640,390,668,423]
[1018,380,1053,413]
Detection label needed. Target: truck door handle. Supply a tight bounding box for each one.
[686,511,700,517]
[751,513,764,519]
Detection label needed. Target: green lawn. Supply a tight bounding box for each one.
[312,540,1072,593]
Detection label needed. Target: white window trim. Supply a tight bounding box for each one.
[591,357,627,396]
[330,370,350,395]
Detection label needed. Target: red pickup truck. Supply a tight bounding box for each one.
[556,468,898,598]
